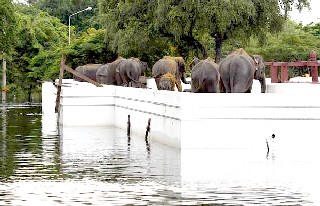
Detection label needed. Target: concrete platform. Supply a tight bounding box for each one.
[42,78,320,149]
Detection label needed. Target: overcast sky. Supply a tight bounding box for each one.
[289,0,320,25]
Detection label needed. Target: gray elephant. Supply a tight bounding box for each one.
[103,57,126,86]
[191,57,220,93]
[74,64,102,82]
[152,56,188,92]
[96,63,110,84]
[189,57,201,71]
[219,48,266,93]
[101,57,145,88]
[118,58,143,88]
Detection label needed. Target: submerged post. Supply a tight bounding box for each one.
[145,118,151,141]
[1,54,6,102]
[127,115,131,136]
[310,51,318,83]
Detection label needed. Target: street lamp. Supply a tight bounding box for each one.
[68,6,92,45]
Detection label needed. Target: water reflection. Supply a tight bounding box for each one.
[0,104,320,205]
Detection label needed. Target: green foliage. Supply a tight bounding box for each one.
[0,0,16,55]
[301,22,320,37]
[245,20,320,78]
[65,28,117,68]
[33,0,98,32]
[7,5,68,95]
[99,0,310,63]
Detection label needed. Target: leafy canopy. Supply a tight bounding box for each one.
[0,0,16,54]
[99,0,310,63]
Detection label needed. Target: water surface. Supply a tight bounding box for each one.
[0,103,319,205]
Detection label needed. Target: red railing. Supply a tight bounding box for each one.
[264,51,320,83]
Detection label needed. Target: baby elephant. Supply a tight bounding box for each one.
[158,73,176,91]
[191,57,220,93]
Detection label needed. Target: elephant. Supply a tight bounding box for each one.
[74,64,102,82]
[140,61,148,75]
[104,57,126,86]
[118,57,143,88]
[152,56,188,92]
[102,57,144,88]
[191,57,220,93]
[158,73,176,91]
[96,63,110,84]
[189,57,201,71]
[219,48,266,93]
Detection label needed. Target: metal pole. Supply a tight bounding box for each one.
[2,56,6,102]
[68,15,71,45]
[68,7,92,45]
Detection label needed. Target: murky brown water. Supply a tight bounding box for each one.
[1,103,319,205]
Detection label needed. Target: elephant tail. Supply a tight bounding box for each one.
[192,78,206,93]
[126,63,142,84]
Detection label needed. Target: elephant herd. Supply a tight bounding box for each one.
[75,57,148,88]
[73,48,266,93]
[188,48,266,93]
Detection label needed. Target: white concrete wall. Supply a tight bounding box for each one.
[114,86,182,147]
[58,80,115,127]
[43,78,320,149]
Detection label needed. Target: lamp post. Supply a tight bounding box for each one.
[68,6,92,45]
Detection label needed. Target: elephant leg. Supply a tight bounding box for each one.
[244,86,252,93]
[175,79,182,92]
[155,77,161,90]
[219,80,225,93]
[208,82,219,93]
[116,72,123,86]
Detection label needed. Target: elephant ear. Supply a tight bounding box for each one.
[250,55,259,71]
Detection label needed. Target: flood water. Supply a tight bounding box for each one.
[1,102,320,205]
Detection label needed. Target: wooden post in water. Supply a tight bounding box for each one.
[145,118,151,141]
[1,52,6,102]
[55,56,66,113]
[55,55,103,113]
[127,115,131,136]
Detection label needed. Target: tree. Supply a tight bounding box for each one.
[32,0,98,33]
[65,28,117,69]
[8,5,68,100]
[0,0,16,55]
[99,0,310,63]
[245,20,320,78]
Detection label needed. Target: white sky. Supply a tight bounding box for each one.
[289,0,320,25]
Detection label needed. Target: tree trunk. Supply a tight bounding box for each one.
[180,35,208,59]
[28,85,32,103]
[215,33,223,63]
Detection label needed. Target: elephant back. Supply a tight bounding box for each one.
[74,64,102,82]
[191,61,220,93]
[107,57,126,85]
[121,58,142,81]
[96,63,110,84]
[152,59,171,78]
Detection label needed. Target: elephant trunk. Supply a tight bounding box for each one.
[259,75,266,93]
[180,73,189,84]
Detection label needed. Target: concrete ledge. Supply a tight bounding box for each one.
[42,79,320,149]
